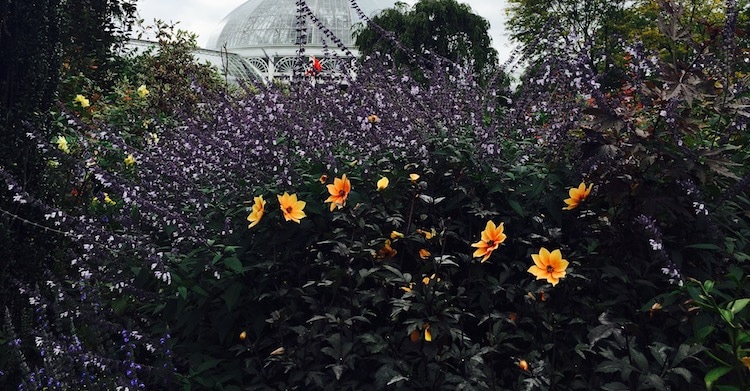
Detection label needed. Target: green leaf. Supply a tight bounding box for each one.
[672,343,704,366]
[194,358,222,374]
[648,343,668,367]
[600,382,629,391]
[630,346,649,372]
[695,326,716,341]
[641,373,665,390]
[596,361,624,374]
[224,257,244,274]
[736,332,750,345]
[387,375,409,386]
[728,298,750,314]
[178,286,188,300]
[588,324,614,346]
[221,283,242,311]
[719,308,735,325]
[669,367,693,383]
[330,364,344,380]
[307,315,328,323]
[508,199,526,217]
[705,366,733,390]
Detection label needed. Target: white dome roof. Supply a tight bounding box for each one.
[207,0,395,51]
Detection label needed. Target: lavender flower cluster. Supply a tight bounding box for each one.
[635,214,683,286]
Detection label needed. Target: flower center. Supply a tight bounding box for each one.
[286,206,293,213]
[546,265,555,273]
[338,190,346,197]
[486,240,494,247]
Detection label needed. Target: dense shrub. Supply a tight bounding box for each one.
[1,1,749,390]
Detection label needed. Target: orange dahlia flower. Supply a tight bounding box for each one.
[527,247,569,286]
[325,174,351,211]
[471,221,507,262]
[563,182,593,210]
[278,192,306,223]
[247,195,266,228]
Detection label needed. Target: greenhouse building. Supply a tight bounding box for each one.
[206,0,397,82]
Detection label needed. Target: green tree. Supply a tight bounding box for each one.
[1,0,138,179]
[506,0,749,74]
[0,0,62,182]
[505,0,629,69]
[355,0,499,84]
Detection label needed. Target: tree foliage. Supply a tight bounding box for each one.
[355,0,499,84]
[505,0,629,67]
[0,0,137,185]
[507,0,750,76]
[0,0,62,191]
[59,0,138,86]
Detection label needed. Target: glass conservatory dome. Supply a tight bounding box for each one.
[207,0,395,52]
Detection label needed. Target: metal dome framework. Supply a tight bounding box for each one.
[207,0,395,82]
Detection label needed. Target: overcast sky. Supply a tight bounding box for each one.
[134,0,515,61]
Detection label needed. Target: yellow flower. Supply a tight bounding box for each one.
[278,192,306,223]
[367,114,379,123]
[239,331,247,340]
[422,273,440,285]
[471,221,507,262]
[417,228,436,240]
[649,302,662,317]
[137,84,150,98]
[74,94,90,108]
[527,248,569,286]
[419,248,431,259]
[400,282,415,293]
[247,195,266,228]
[103,193,116,206]
[56,135,70,154]
[124,154,136,166]
[410,323,432,342]
[149,132,160,144]
[324,174,351,211]
[741,356,750,370]
[563,182,593,210]
[390,231,404,240]
[318,174,328,184]
[377,239,397,259]
[518,359,529,372]
[409,173,420,182]
[377,176,389,191]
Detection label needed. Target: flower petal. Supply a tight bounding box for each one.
[527,265,547,278]
[538,248,551,263]
[531,253,545,269]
